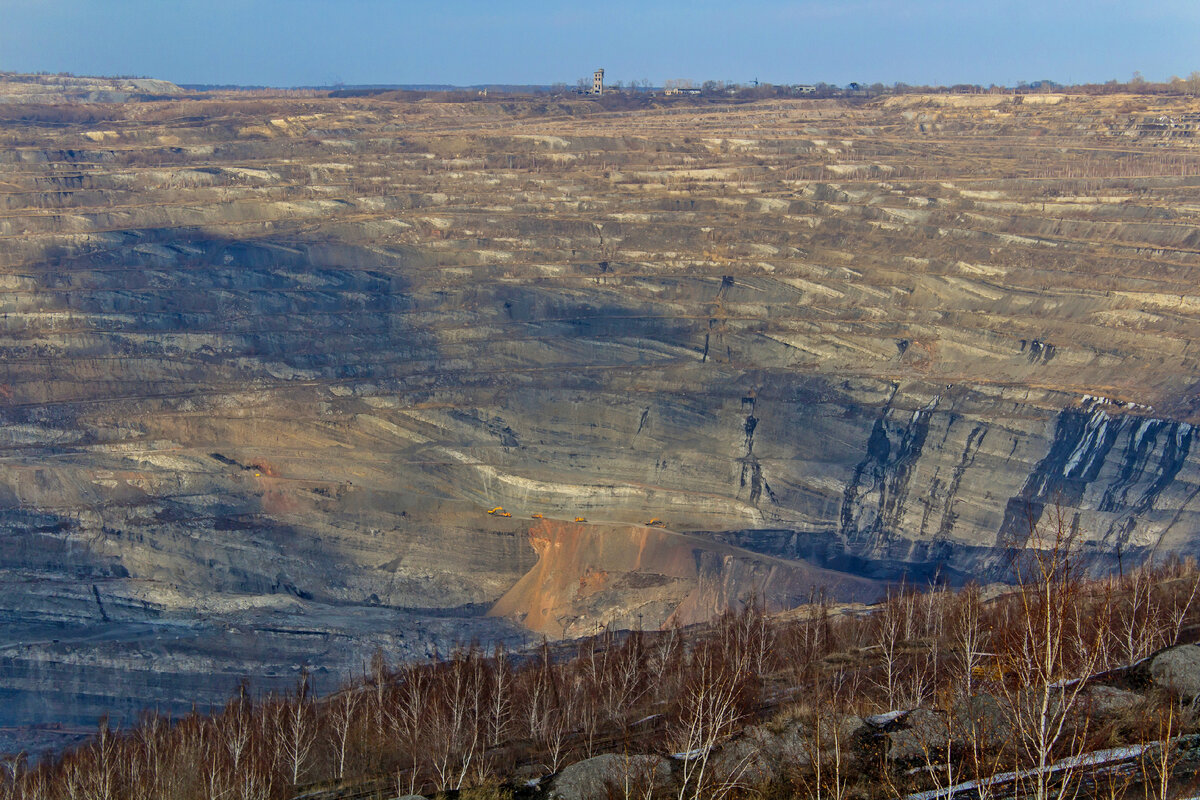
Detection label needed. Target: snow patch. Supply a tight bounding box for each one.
[867,709,907,726]
[903,743,1153,800]
[671,747,709,760]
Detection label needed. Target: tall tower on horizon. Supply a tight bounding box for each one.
[593,68,604,95]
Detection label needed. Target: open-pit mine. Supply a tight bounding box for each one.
[3,75,1200,750]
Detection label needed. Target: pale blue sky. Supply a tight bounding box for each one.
[1,0,1197,88]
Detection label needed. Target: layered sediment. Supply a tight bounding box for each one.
[3,86,1200,747]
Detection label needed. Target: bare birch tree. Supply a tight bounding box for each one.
[276,671,317,787]
[328,686,363,781]
[667,640,750,800]
[795,671,856,800]
[997,507,1109,800]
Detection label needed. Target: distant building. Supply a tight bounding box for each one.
[593,69,604,95]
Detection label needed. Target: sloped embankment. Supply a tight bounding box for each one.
[489,519,880,636]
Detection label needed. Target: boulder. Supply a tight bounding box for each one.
[696,715,868,791]
[710,736,778,787]
[1149,645,1200,700]
[887,708,950,762]
[709,725,788,787]
[1085,684,1142,716]
[834,714,869,745]
[952,693,1011,745]
[548,753,672,800]
[771,713,867,762]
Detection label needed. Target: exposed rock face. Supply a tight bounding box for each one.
[3,87,1200,747]
[0,72,184,103]
[715,396,1200,581]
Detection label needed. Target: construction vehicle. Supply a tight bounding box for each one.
[574,516,587,523]
[531,513,543,519]
[970,659,1007,681]
[487,506,511,517]
[645,518,666,527]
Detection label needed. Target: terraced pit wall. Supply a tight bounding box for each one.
[3,89,1200,749]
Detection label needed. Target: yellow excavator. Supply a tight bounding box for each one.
[574,516,587,523]
[531,513,543,519]
[970,661,1007,682]
[645,518,666,527]
[487,506,512,517]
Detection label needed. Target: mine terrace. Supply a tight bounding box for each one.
[4,78,1200,753]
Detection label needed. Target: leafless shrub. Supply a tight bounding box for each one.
[666,632,756,800]
[994,507,1109,800]
[13,526,1200,800]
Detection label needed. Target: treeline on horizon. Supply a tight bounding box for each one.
[5,519,1200,800]
[10,68,1200,101]
[321,73,1200,103]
